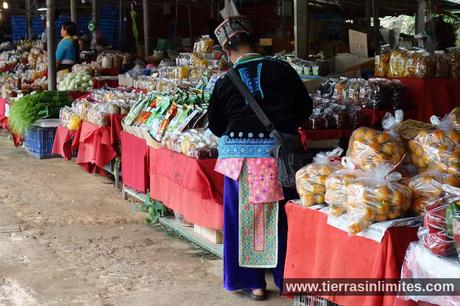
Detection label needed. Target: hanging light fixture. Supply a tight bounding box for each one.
[2,1,8,10]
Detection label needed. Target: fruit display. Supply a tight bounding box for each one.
[347,111,406,170]
[325,158,364,217]
[58,72,93,91]
[345,164,412,234]
[409,171,460,215]
[408,115,460,175]
[420,185,460,257]
[296,148,343,207]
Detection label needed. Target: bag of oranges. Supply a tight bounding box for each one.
[347,111,406,171]
[409,115,460,175]
[296,148,343,207]
[409,171,460,216]
[346,164,412,235]
[325,157,365,217]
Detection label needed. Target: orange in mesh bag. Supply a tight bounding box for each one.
[325,157,365,217]
[296,148,343,207]
[408,170,460,216]
[347,111,406,171]
[409,114,460,175]
[345,164,412,235]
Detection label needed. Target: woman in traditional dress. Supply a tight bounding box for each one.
[208,17,313,301]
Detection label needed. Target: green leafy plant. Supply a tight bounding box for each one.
[141,195,166,224]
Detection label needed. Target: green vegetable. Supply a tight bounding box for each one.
[9,91,72,135]
[446,202,460,236]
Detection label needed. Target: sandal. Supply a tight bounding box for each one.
[241,289,267,301]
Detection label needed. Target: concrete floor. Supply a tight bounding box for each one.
[0,135,291,306]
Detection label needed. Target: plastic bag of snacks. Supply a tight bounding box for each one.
[389,49,408,78]
[347,111,406,170]
[434,50,450,78]
[414,51,435,79]
[449,107,460,130]
[420,184,460,257]
[403,51,417,78]
[375,45,391,77]
[409,115,460,175]
[346,164,412,234]
[365,78,391,110]
[296,148,343,207]
[447,49,460,79]
[409,170,460,216]
[389,80,407,110]
[325,158,365,217]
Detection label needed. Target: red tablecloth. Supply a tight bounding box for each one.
[0,98,6,120]
[284,203,419,306]
[395,78,460,121]
[149,147,224,230]
[109,114,125,145]
[51,125,78,160]
[121,131,149,193]
[75,122,117,174]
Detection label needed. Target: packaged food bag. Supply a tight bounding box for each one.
[325,158,364,217]
[296,148,343,207]
[420,184,460,257]
[347,111,406,170]
[415,51,435,79]
[449,107,460,130]
[346,164,412,235]
[375,45,391,77]
[403,51,417,78]
[389,48,408,78]
[408,115,460,175]
[409,170,460,215]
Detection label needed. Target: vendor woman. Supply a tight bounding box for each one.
[56,21,79,71]
[208,17,312,301]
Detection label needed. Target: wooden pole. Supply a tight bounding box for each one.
[372,0,380,52]
[294,0,308,59]
[46,0,56,90]
[416,0,427,34]
[70,0,77,23]
[143,0,150,56]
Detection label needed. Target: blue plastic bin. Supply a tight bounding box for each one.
[24,126,58,159]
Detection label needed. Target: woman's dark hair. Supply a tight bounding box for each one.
[224,32,258,52]
[62,21,77,37]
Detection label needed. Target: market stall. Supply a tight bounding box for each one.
[284,203,419,306]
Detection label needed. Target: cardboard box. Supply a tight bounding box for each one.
[118,75,135,88]
[194,224,223,244]
[142,129,163,149]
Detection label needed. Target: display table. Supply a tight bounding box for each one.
[395,78,460,121]
[51,125,78,160]
[120,131,149,193]
[284,203,419,306]
[75,121,116,174]
[149,147,224,230]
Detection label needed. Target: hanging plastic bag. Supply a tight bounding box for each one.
[419,184,460,257]
[325,157,364,217]
[347,110,406,171]
[296,148,344,207]
[409,170,460,215]
[345,164,412,235]
[408,114,460,175]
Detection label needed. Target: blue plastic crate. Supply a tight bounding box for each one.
[24,126,58,159]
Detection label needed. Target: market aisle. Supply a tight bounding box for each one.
[0,136,289,306]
